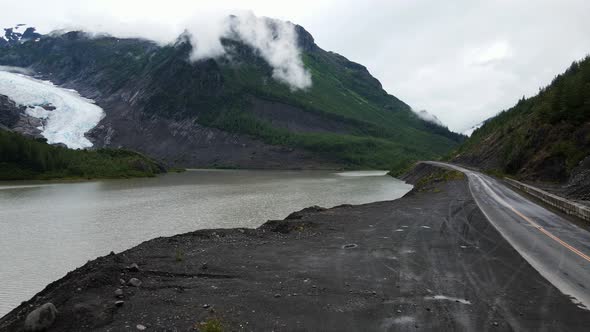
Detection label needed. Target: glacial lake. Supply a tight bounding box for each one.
[0,169,412,316]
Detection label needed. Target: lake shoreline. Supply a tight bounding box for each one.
[0,169,408,318]
[0,166,384,184]
[1,164,589,331]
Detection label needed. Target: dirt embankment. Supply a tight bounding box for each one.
[2,164,589,331]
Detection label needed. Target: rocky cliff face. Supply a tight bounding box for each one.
[0,94,21,128]
[0,94,44,139]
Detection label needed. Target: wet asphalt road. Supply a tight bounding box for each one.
[427,161,590,310]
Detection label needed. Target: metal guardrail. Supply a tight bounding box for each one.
[505,178,590,222]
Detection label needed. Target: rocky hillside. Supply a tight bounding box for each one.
[453,56,590,199]
[0,94,22,129]
[0,19,463,171]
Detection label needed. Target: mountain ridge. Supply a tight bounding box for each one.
[0,20,463,171]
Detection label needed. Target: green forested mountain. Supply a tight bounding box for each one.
[0,129,165,180]
[454,56,590,183]
[0,23,463,171]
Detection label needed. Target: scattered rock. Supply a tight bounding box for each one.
[50,142,68,148]
[342,243,358,249]
[115,300,124,307]
[260,219,313,234]
[127,263,140,272]
[114,289,123,297]
[120,278,125,285]
[274,294,281,298]
[128,278,142,287]
[136,324,146,330]
[202,304,210,309]
[39,104,56,111]
[492,321,499,327]
[201,263,208,270]
[24,303,57,332]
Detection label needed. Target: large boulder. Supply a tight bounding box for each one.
[24,303,57,331]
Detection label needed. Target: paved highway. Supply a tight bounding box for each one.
[427,161,590,310]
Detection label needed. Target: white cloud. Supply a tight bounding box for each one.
[184,12,230,61]
[181,12,312,90]
[183,12,312,89]
[414,109,443,126]
[468,41,513,66]
[227,13,311,89]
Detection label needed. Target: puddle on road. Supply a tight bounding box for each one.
[381,315,416,329]
[425,295,472,305]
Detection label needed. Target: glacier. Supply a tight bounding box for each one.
[0,70,104,149]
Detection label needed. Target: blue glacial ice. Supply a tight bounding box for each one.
[0,70,105,149]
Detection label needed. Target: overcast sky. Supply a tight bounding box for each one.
[2,0,589,132]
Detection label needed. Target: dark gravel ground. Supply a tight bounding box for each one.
[2,165,590,331]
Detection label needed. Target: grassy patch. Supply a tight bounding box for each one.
[175,249,184,262]
[197,318,223,332]
[387,160,417,178]
[415,169,465,192]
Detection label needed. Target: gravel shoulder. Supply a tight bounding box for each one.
[2,164,590,331]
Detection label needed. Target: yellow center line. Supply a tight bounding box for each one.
[467,169,590,264]
[437,162,590,264]
[507,200,590,263]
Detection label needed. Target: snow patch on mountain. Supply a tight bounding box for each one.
[0,70,104,149]
[463,122,484,136]
[1,24,42,46]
